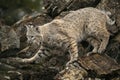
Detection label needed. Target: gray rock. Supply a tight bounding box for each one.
[0,24,20,52]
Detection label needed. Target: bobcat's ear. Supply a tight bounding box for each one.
[25,24,29,30]
[25,23,34,30]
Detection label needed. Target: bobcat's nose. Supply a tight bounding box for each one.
[27,40,33,45]
[29,41,32,44]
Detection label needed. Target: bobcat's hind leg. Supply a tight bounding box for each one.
[86,37,100,56]
[98,33,110,54]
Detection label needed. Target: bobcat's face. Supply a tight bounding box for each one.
[25,24,42,45]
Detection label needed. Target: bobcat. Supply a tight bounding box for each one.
[20,7,114,65]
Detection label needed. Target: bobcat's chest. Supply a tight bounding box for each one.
[42,33,68,50]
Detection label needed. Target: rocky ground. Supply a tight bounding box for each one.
[0,0,120,80]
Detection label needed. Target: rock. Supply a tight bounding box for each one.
[55,53,120,80]
[105,40,120,64]
[114,32,120,43]
[43,0,99,18]
[0,57,59,80]
[79,54,120,75]
[0,0,43,25]
[0,22,20,52]
[0,62,16,70]
[55,62,88,80]
[97,0,120,34]
[112,77,120,80]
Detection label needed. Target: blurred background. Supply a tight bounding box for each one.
[0,0,43,25]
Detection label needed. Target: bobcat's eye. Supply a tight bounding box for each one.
[31,36,34,39]
[39,41,42,45]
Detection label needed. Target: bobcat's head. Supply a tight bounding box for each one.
[25,23,42,46]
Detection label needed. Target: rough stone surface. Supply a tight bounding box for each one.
[55,62,88,80]
[55,54,120,80]
[0,22,20,52]
[43,0,99,17]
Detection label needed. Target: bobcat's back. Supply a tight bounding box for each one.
[44,7,111,42]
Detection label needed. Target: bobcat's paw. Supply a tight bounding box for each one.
[66,59,77,67]
[86,52,96,56]
[98,49,105,54]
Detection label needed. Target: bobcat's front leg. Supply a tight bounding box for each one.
[66,38,79,66]
[20,46,44,63]
[86,37,100,56]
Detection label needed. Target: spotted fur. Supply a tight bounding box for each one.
[21,7,114,65]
